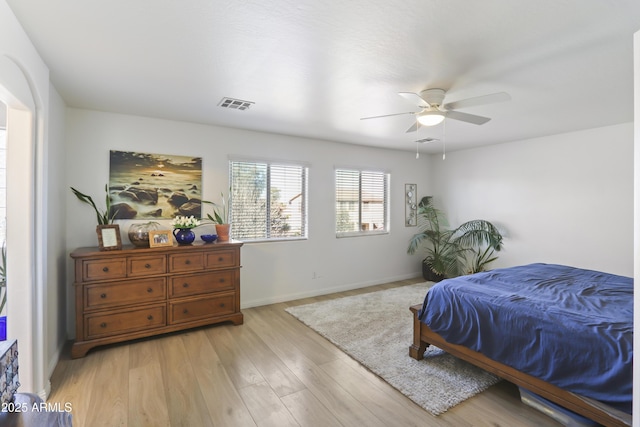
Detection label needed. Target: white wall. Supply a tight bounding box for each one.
[64,109,635,339]
[45,86,67,379]
[429,123,633,277]
[0,0,63,396]
[64,108,431,336]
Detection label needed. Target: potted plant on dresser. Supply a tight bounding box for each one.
[170,215,200,245]
[203,191,231,241]
[71,185,123,250]
[70,185,117,225]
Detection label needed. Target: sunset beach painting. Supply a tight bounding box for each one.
[109,150,202,220]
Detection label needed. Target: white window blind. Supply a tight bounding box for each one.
[335,168,389,236]
[230,160,308,241]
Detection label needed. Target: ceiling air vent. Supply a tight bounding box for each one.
[218,97,254,111]
[415,137,439,144]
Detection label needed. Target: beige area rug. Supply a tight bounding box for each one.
[285,283,500,415]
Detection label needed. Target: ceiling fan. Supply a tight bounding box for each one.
[361,88,511,132]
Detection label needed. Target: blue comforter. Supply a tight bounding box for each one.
[418,263,633,414]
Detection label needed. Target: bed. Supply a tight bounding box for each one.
[409,263,632,427]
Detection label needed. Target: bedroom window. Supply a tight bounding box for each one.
[230,160,308,242]
[335,168,389,237]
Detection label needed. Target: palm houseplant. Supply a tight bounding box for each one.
[407,196,504,281]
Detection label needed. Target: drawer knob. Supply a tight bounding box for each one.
[144,263,151,268]
[218,257,224,262]
[100,322,107,328]
[102,267,109,272]
[183,309,189,314]
[218,278,225,283]
[185,260,191,265]
[147,288,153,293]
[219,303,225,308]
[182,283,189,288]
[147,315,153,321]
[100,293,107,299]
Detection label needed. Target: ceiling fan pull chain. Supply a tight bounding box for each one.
[416,118,420,159]
[442,119,447,160]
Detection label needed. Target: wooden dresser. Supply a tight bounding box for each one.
[70,241,243,358]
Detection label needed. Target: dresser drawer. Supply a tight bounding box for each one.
[205,249,238,269]
[169,270,236,298]
[82,258,127,282]
[169,253,204,273]
[169,293,236,324]
[85,305,166,339]
[85,278,167,310]
[127,255,166,276]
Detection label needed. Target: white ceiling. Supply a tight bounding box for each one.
[6,0,640,153]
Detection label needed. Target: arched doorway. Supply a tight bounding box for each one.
[0,102,6,336]
[0,54,43,396]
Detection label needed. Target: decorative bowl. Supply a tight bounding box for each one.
[128,221,162,247]
[200,234,218,243]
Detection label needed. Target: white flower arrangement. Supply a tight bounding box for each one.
[171,215,201,229]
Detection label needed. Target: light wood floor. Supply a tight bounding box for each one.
[48,277,562,426]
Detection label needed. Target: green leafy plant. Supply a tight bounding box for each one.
[407,196,504,280]
[202,191,231,225]
[70,185,117,225]
[466,245,500,275]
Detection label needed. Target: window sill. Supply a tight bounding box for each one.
[336,231,389,238]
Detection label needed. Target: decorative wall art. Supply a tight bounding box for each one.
[109,150,202,220]
[405,184,417,227]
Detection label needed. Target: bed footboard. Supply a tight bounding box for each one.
[408,304,631,427]
[409,304,428,360]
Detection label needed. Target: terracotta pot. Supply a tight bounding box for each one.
[215,224,231,241]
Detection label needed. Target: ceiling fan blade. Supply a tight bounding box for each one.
[398,92,429,108]
[360,111,415,120]
[443,92,510,111]
[405,122,421,133]
[445,110,491,125]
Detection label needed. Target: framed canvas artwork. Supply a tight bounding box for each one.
[109,150,202,220]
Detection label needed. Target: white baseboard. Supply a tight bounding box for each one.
[41,339,66,400]
[36,380,51,401]
[240,272,421,309]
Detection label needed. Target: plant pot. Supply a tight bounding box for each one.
[173,228,196,245]
[422,263,445,283]
[215,224,230,241]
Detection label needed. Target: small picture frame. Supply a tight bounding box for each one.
[149,230,173,248]
[96,224,122,251]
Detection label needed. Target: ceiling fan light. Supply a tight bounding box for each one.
[417,112,445,126]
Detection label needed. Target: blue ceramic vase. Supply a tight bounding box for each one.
[173,228,195,245]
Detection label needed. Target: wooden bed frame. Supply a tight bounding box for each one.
[409,305,632,427]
